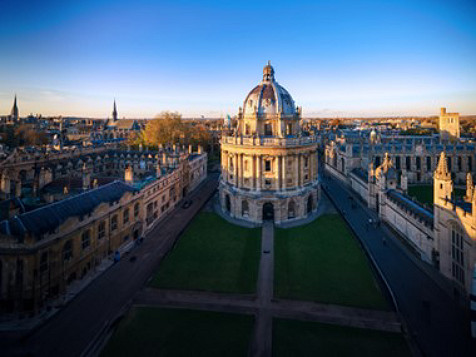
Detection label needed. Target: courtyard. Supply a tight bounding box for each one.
[101,307,254,357]
[149,212,262,294]
[274,214,388,310]
[407,184,465,206]
[273,318,410,357]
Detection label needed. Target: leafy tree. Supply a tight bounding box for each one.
[130,112,210,148]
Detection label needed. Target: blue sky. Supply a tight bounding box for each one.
[0,0,475,118]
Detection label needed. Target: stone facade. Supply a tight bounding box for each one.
[0,148,207,313]
[220,63,319,225]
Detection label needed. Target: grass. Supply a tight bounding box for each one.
[408,185,466,206]
[273,318,411,357]
[101,307,254,357]
[150,212,261,294]
[275,214,388,310]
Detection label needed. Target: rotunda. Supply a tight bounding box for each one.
[219,62,320,224]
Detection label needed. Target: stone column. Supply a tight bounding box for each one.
[240,154,244,187]
[293,154,299,187]
[257,155,262,190]
[252,155,257,189]
[234,153,239,186]
[281,155,286,190]
[277,155,282,190]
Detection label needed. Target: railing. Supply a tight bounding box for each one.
[221,135,318,147]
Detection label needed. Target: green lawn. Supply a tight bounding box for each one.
[273,318,410,357]
[408,185,465,206]
[275,214,388,309]
[150,212,261,294]
[101,307,254,357]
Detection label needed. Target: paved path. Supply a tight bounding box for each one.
[322,173,471,357]
[1,175,219,357]
[134,217,401,357]
[250,220,274,357]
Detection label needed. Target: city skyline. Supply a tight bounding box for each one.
[1,0,475,118]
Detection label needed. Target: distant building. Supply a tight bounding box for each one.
[439,107,460,140]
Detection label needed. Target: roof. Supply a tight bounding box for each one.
[1,181,137,240]
[387,189,434,227]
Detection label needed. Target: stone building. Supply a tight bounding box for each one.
[439,107,460,140]
[0,147,207,313]
[325,130,475,185]
[220,63,319,225]
[325,151,476,296]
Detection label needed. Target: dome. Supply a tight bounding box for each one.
[243,62,296,117]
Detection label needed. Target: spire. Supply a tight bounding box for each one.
[112,99,118,121]
[10,94,18,120]
[435,152,451,180]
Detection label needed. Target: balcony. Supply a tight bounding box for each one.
[221,135,318,148]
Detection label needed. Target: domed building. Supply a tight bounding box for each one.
[220,62,320,225]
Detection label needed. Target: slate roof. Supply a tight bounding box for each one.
[351,168,368,183]
[387,189,434,227]
[0,181,137,240]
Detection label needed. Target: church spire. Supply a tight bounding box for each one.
[10,94,19,121]
[112,99,118,121]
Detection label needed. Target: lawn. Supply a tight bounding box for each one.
[150,212,261,294]
[274,214,388,309]
[273,318,410,357]
[408,185,465,206]
[101,307,254,357]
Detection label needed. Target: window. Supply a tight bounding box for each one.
[304,157,309,168]
[265,160,272,172]
[40,252,48,273]
[242,200,249,217]
[82,230,91,250]
[447,156,452,171]
[264,123,272,136]
[111,215,118,231]
[416,157,421,170]
[123,208,130,224]
[63,240,73,261]
[98,221,106,240]
[451,226,465,285]
[426,156,432,171]
[395,156,401,170]
[286,123,292,136]
[406,156,411,171]
[134,202,140,217]
[244,160,248,172]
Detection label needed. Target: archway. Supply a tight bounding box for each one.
[263,202,274,221]
[288,201,295,219]
[225,194,231,213]
[242,200,249,217]
[307,195,313,214]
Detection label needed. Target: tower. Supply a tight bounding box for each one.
[10,94,19,122]
[112,99,118,122]
[439,107,460,141]
[434,152,453,206]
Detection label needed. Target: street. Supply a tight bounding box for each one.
[322,174,471,357]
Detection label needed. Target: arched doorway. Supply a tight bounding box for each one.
[263,202,274,221]
[307,195,313,214]
[225,194,231,213]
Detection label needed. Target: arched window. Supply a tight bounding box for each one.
[225,195,231,213]
[40,252,48,274]
[288,201,295,219]
[451,224,465,285]
[242,200,249,217]
[307,195,313,214]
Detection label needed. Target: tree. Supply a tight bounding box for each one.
[14,125,49,146]
[130,112,210,148]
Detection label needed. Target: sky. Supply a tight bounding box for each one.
[0,0,475,118]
